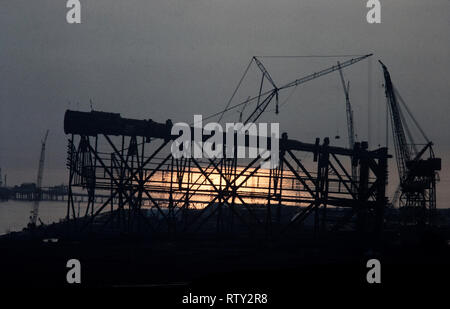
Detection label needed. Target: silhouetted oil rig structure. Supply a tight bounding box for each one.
[64,109,389,240]
[57,55,441,241]
[1,55,446,288]
[2,54,442,239]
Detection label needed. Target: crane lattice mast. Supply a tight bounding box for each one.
[30,130,49,227]
[337,61,357,191]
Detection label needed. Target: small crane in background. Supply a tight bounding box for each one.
[337,61,356,150]
[337,61,357,192]
[29,130,49,228]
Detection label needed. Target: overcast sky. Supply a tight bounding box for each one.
[0,0,449,204]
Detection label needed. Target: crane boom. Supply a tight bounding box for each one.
[244,54,373,124]
[279,54,373,91]
[379,61,411,182]
[337,62,357,193]
[30,130,49,226]
[337,61,355,149]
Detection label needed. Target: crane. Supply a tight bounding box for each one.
[213,54,372,125]
[337,61,356,149]
[379,61,441,225]
[337,61,357,190]
[244,54,372,124]
[30,130,49,227]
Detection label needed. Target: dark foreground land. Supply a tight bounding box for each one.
[0,220,449,301]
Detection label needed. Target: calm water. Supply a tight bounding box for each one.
[0,201,72,235]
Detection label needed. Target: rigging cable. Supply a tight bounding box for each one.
[217,58,254,122]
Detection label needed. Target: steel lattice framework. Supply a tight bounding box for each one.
[64,110,389,238]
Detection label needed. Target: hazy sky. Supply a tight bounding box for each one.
[1,1,449,204]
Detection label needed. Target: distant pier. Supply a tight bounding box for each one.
[0,184,108,203]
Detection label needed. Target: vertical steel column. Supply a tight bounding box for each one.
[375,147,388,238]
[314,138,330,235]
[357,142,370,235]
[276,135,287,226]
